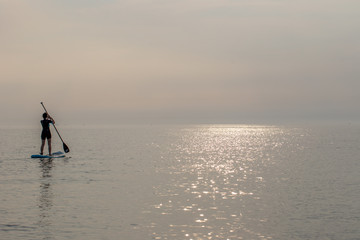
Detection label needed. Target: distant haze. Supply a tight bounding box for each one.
[1,0,359,125]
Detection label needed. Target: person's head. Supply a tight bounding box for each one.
[42,113,48,119]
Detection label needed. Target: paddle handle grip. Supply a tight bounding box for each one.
[41,102,48,114]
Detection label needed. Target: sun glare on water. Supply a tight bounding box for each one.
[149,125,288,240]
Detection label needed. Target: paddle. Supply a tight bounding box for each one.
[41,102,70,153]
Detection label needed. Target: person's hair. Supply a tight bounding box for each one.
[42,113,48,119]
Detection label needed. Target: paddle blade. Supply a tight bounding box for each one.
[63,143,70,153]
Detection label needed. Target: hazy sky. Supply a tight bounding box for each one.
[1,0,359,125]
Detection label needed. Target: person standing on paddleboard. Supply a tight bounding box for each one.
[40,112,55,156]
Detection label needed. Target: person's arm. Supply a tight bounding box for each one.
[48,115,55,125]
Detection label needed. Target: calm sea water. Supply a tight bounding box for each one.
[0,124,359,240]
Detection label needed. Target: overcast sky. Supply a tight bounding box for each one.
[1,0,359,125]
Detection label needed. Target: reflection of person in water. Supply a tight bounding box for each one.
[38,159,54,235]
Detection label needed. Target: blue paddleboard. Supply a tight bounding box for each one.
[31,151,65,159]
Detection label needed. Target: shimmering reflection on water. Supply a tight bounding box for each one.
[149,125,297,240]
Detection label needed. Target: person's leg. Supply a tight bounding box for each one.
[47,138,52,155]
[40,139,45,155]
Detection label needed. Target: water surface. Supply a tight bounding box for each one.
[1,124,359,239]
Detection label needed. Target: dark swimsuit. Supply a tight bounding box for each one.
[41,119,53,140]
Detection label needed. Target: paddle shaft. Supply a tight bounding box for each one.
[41,102,69,152]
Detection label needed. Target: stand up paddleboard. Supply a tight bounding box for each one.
[31,151,65,159]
